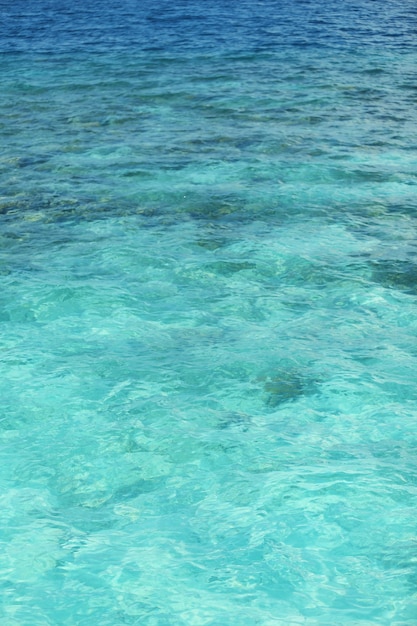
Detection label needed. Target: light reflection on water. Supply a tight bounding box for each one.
[1,0,417,623]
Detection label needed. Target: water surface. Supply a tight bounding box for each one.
[1,1,417,623]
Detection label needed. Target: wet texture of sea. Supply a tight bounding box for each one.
[1,0,417,623]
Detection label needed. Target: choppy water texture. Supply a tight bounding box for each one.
[1,0,417,623]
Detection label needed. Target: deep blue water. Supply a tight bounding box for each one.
[1,1,417,624]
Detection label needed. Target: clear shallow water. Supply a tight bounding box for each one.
[1,0,417,623]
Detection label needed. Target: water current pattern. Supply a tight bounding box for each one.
[1,0,417,623]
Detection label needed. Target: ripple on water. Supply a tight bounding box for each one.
[1,0,417,623]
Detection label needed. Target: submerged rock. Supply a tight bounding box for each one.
[258,366,319,407]
[371,260,417,294]
[205,260,257,275]
[218,411,251,430]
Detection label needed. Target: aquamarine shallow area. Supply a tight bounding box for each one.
[2,1,417,623]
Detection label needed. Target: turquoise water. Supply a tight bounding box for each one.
[2,1,417,623]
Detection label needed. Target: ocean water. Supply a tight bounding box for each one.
[1,0,417,623]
